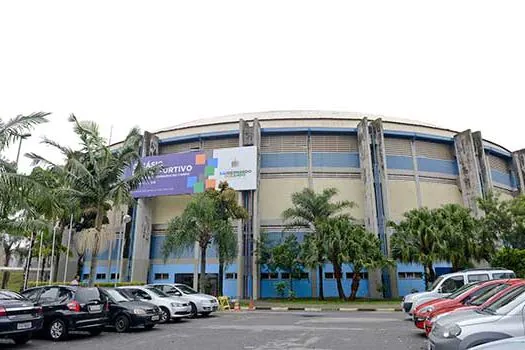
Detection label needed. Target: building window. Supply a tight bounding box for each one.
[294,272,309,280]
[346,272,369,280]
[324,272,334,279]
[82,274,89,280]
[225,273,238,280]
[281,272,290,280]
[110,273,120,280]
[398,272,423,280]
[96,273,106,280]
[154,273,169,280]
[261,272,279,280]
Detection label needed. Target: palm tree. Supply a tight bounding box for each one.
[163,185,246,294]
[389,208,441,289]
[27,115,158,286]
[282,188,354,300]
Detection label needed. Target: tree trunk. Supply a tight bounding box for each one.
[88,209,104,287]
[289,274,293,294]
[1,252,11,289]
[333,262,346,300]
[199,244,207,293]
[218,259,224,296]
[23,232,35,291]
[318,265,325,300]
[76,254,85,281]
[424,263,436,289]
[349,273,361,301]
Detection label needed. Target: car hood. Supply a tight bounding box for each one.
[436,309,501,328]
[184,294,216,301]
[405,291,438,302]
[415,298,448,311]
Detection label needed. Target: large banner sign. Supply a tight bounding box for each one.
[132,146,257,198]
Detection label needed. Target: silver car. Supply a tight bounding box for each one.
[428,284,525,350]
[470,337,525,349]
[148,283,219,317]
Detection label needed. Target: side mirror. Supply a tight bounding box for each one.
[174,291,182,297]
[437,287,443,293]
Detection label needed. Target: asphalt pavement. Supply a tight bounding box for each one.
[1,311,428,350]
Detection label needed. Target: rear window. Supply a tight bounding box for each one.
[75,288,102,303]
[0,291,23,300]
[492,272,516,279]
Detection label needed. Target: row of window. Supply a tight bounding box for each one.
[398,272,424,280]
[83,273,120,281]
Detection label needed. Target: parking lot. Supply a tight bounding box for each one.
[1,311,427,350]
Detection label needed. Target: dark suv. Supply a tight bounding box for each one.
[21,285,108,341]
[0,289,44,344]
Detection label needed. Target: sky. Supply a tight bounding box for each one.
[1,0,524,173]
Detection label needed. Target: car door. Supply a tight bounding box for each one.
[36,287,63,318]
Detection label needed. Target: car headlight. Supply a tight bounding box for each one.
[420,306,434,314]
[442,324,461,338]
[133,308,147,315]
[171,302,182,307]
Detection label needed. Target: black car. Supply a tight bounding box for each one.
[100,288,161,332]
[0,289,44,345]
[21,285,109,341]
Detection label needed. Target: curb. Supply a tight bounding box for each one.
[229,307,402,312]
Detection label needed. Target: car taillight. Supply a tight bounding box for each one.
[36,306,43,315]
[67,301,81,312]
[105,302,110,312]
[0,306,6,317]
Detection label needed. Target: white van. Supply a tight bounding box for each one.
[401,268,515,315]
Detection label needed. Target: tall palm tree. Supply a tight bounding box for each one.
[389,208,441,289]
[27,115,158,286]
[282,188,353,300]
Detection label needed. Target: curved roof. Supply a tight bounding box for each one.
[155,110,441,133]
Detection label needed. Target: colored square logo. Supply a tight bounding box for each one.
[193,182,204,193]
[207,157,218,168]
[205,179,216,189]
[187,176,197,188]
[205,165,215,177]
[195,154,206,165]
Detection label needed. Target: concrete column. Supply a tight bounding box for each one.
[306,131,318,298]
[236,119,248,299]
[512,150,525,194]
[130,131,159,282]
[251,119,261,300]
[454,130,483,217]
[411,140,423,208]
[472,132,493,197]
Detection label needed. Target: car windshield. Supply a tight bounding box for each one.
[428,276,444,291]
[469,284,510,306]
[445,282,479,299]
[482,285,525,315]
[176,284,198,294]
[104,289,130,303]
[0,291,23,300]
[145,287,170,298]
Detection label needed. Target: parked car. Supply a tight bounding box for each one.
[413,279,516,330]
[0,289,44,345]
[21,285,108,341]
[428,284,525,350]
[470,336,525,349]
[99,288,161,332]
[424,280,525,336]
[117,286,191,323]
[401,268,515,316]
[147,283,219,317]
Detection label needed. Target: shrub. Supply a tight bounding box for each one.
[491,248,525,277]
[275,281,288,298]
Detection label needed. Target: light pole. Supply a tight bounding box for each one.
[115,214,131,286]
[15,133,31,167]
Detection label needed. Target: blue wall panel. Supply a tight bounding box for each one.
[417,158,458,175]
[150,235,194,259]
[386,155,413,170]
[491,169,513,188]
[312,152,360,168]
[261,153,308,168]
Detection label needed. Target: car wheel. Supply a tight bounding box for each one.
[13,333,32,345]
[115,315,130,333]
[88,327,103,336]
[159,306,170,324]
[144,324,155,330]
[189,303,198,318]
[201,312,212,317]
[48,318,68,341]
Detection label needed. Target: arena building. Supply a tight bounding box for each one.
[71,110,525,299]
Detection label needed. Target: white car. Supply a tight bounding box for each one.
[401,268,515,316]
[118,286,191,323]
[148,283,219,317]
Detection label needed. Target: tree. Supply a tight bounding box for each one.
[282,188,353,300]
[163,185,246,294]
[491,248,525,278]
[26,115,157,286]
[390,208,441,289]
[263,234,303,297]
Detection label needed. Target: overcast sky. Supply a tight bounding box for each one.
[1,0,524,172]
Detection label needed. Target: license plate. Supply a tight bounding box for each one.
[151,315,160,321]
[88,305,102,313]
[17,322,32,330]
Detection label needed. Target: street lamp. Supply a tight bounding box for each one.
[15,133,31,167]
[115,214,132,286]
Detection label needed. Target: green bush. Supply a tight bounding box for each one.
[491,248,525,277]
[275,281,288,298]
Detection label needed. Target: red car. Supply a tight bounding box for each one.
[423,279,525,336]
